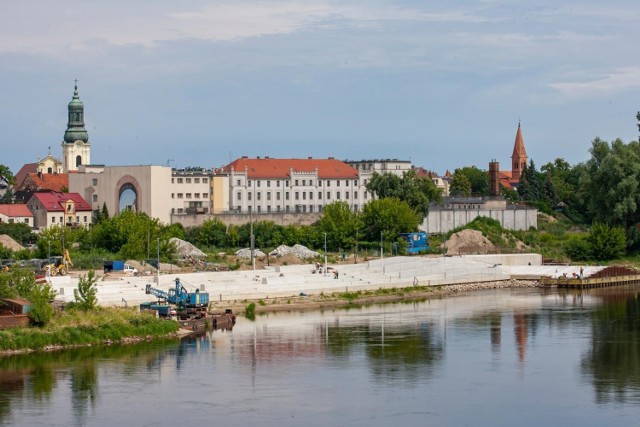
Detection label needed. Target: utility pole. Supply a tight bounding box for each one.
[355,229,358,264]
[324,232,328,277]
[156,238,160,284]
[250,205,255,272]
[380,231,383,260]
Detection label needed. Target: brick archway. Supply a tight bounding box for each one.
[114,175,142,213]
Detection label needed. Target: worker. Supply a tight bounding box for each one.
[333,270,339,279]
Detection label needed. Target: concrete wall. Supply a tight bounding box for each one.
[424,207,537,233]
[171,211,322,227]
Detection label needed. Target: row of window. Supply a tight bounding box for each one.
[51,215,88,223]
[172,193,208,199]
[0,218,29,225]
[172,177,209,184]
[236,179,368,188]
[237,191,368,202]
[236,204,360,213]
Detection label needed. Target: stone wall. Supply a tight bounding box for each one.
[171,211,322,227]
[424,207,537,234]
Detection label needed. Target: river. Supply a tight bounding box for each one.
[1,286,639,426]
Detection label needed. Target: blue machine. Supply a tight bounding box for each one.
[145,278,209,309]
[400,232,430,254]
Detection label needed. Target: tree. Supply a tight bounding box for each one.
[578,138,640,228]
[0,269,56,325]
[588,223,626,261]
[366,170,442,219]
[455,166,489,196]
[361,198,421,243]
[0,164,14,187]
[518,160,543,202]
[449,172,472,196]
[317,201,363,251]
[74,270,98,310]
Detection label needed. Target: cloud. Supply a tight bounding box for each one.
[0,1,495,56]
[549,67,640,97]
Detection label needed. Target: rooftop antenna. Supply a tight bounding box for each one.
[166,159,174,167]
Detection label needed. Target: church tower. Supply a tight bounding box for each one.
[510,121,527,181]
[62,81,91,172]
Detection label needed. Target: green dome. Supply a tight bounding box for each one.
[63,82,89,144]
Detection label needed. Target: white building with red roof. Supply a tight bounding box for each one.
[219,156,373,214]
[26,192,92,230]
[0,204,33,227]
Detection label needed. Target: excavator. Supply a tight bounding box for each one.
[45,249,73,276]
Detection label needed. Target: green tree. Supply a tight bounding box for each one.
[74,270,98,310]
[186,217,228,247]
[518,160,543,202]
[449,172,472,196]
[317,201,363,251]
[0,222,37,245]
[366,170,441,219]
[588,223,626,261]
[0,164,14,187]
[455,166,489,196]
[578,138,640,233]
[0,269,56,325]
[361,198,421,243]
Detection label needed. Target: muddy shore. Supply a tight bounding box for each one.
[210,278,542,315]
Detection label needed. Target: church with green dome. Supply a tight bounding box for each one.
[62,80,91,172]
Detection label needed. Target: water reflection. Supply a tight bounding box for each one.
[581,288,640,404]
[1,287,640,425]
[0,340,179,425]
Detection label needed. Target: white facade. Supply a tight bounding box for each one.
[69,165,214,224]
[345,159,412,177]
[63,140,91,173]
[225,168,373,214]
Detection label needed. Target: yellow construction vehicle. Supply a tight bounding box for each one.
[45,249,73,276]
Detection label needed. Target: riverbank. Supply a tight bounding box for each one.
[0,307,179,356]
[211,278,542,315]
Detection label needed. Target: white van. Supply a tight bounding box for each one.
[124,264,138,274]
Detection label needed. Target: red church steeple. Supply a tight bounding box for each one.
[510,121,527,181]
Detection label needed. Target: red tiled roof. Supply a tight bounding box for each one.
[30,192,92,212]
[14,163,37,188]
[0,204,33,218]
[224,157,359,179]
[25,173,69,192]
[499,171,516,189]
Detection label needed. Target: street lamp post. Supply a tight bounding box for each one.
[380,231,383,260]
[324,232,327,277]
[156,238,160,284]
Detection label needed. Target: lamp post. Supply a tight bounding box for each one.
[380,231,383,260]
[156,238,160,284]
[324,232,327,277]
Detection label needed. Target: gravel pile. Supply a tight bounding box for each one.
[170,238,207,259]
[235,248,266,259]
[269,244,320,259]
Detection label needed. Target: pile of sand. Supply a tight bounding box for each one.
[445,229,495,255]
[0,234,23,252]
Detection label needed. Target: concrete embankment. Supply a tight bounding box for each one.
[50,254,546,308]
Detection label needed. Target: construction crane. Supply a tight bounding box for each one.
[145,278,209,317]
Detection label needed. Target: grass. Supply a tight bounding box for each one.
[0,307,179,352]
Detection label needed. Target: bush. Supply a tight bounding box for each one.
[565,237,592,261]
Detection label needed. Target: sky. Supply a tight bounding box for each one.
[1,0,639,175]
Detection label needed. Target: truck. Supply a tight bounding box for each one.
[399,231,429,254]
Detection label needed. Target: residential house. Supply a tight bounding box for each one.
[0,204,33,227]
[26,192,92,230]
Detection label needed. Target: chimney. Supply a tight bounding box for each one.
[489,160,500,197]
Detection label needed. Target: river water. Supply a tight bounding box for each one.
[1,286,639,426]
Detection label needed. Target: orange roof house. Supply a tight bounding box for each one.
[0,204,33,227]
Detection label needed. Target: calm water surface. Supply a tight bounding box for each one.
[1,286,640,426]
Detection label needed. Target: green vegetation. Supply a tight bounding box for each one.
[0,307,178,351]
[72,270,98,311]
[245,302,256,320]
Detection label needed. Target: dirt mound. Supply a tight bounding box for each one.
[169,238,206,259]
[445,229,495,255]
[0,234,23,252]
